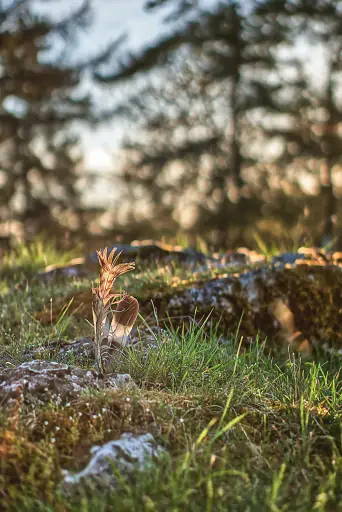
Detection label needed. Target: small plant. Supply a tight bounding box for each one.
[92,247,139,374]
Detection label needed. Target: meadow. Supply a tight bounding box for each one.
[0,241,341,511]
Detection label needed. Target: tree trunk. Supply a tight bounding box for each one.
[320,51,339,248]
[320,160,335,245]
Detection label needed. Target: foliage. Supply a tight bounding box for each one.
[0,0,122,237]
[98,0,342,247]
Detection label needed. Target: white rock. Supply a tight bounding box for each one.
[62,433,164,491]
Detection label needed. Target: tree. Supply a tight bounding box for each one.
[0,0,122,239]
[97,0,342,247]
[254,0,342,245]
[96,0,310,245]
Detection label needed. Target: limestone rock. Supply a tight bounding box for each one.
[0,360,136,406]
[33,254,342,355]
[15,260,89,290]
[62,432,164,492]
[163,264,342,353]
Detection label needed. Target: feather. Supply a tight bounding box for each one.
[96,247,135,304]
[109,293,139,347]
[91,247,138,373]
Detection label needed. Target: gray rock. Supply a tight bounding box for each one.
[273,252,306,266]
[163,264,342,352]
[87,242,208,266]
[15,261,89,290]
[62,433,164,491]
[0,360,136,406]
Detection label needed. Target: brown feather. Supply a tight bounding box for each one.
[96,247,135,304]
[91,247,138,373]
[109,294,140,347]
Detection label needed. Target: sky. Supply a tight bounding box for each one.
[69,0,218,172]
[28,0,168,172]
[71,0,324,172]
[74,0,168,203]
[69,0,329,207]
[70,0,167,171]
[89,0,164,51]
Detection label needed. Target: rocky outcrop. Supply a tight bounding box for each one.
[32,246,342,355]
[15,242,211,289]
[0,360,136,406]
[163,264,342,353]
[15,242,267,289]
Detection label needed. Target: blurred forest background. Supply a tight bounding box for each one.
[0,0,341,252]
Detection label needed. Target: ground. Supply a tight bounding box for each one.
[0,240,341,511]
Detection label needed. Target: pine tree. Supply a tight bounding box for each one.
[96,0,307,245]
[253,0,342,245]
[97,0,341,246]
[0,0,122,239]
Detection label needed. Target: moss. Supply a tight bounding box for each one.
[1,246,342,510]
[1,383,341,510]
[0,390,221,507]
[271,266,342,347]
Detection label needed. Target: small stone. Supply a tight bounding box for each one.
[62,433,165,493]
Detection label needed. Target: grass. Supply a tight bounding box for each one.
[0,240,341,511]
[1,237,81,278]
